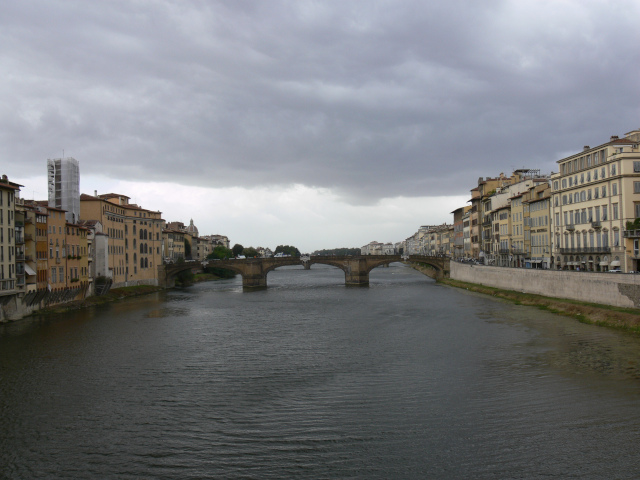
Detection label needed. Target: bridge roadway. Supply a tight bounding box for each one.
[163,255,450,289]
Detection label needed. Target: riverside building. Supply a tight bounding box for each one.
[551,130,640,272]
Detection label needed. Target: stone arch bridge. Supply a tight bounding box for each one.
[161,255,449,289]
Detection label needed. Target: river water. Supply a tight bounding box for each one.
[2,263,640,479]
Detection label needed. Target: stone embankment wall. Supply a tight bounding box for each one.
[450,262,640,309]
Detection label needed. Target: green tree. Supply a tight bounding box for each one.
[243,247,259,258]
[207,245,233,260]
[232,243,245,257]
[184,238,192,259]
[274,245,301,256]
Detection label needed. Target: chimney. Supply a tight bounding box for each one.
[610,135,619,141]
[583,146,590,151]
[94,190,97,197]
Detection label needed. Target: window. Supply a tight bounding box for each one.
[602,186,606,197]
[612,183,617,196]
[569,177,573,187]
[602,206,608,221]
[613,203,619,220]
[634,161,640,172]
[634,182,640,194]
[611,164,616,175]
[594,169,598,180]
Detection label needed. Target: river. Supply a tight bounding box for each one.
[2,263,640,479]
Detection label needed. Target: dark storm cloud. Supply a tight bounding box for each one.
[2,0,639,202]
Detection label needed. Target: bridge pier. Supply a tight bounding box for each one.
[344,258,370,286]
[241,261,268,289]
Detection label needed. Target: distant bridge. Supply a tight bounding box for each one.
[161,255,449,289]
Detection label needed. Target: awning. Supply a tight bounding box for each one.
[24,264,36,276]
[600,261,609,266]
[610,260,621,267]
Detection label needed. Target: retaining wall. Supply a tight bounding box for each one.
[450,262,640,309]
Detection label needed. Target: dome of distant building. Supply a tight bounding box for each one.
[186,218,199,237]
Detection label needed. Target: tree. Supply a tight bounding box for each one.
[184,238,192,259]
[242,247,259,258]
[274,245,301,256]
[232,243,244,257]
[207,245,233,260]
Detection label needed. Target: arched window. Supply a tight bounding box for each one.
[144,258,148,268]
[140,244,143,254]
[141,257,144,268]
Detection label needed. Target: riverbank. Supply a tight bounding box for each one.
[406,262,640,333]
[36,272,232,316]
[34,285,166,316]
[439,277,640,334]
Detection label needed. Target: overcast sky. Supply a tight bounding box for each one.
[2,0,639,251]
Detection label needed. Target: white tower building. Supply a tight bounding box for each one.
[47,157,80,223]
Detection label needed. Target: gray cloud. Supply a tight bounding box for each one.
[2,0,639,203]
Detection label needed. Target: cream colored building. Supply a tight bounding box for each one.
[551,130,640,272]
[0,176,21,302]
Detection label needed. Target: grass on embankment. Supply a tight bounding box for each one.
[439,277,640,334]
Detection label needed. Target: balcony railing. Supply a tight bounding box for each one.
[15,236,25,244]
[559,247,611,254]
[591,221,601,229]
[624,229,640,238]
[24,233,34,241]
[565,224,575,231]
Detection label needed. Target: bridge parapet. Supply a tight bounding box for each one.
[167,255,449,289]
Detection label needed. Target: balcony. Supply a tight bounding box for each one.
[624,229,640,238]
[565,224,575,231]
[15,236,25,245]
[559,247,611,254]
[591,221,601,229]
[499,249,510,254]
[16,253,25,262]
[24,233,34,242]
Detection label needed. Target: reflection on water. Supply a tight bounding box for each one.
[2,263,640,479]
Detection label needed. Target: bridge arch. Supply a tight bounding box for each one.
[186,255,449,289]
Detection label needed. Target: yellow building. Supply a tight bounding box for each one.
[81,193,164,286]
[524,183,551,268]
